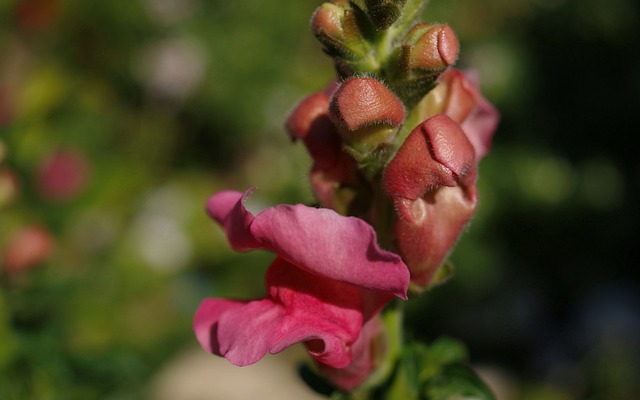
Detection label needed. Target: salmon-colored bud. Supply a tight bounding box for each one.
[286,88,359,209]
[312,3,367,60]
[330,78,405,131]
[384,115,477,288]
[312,3,345,42]
[286,91,344,171]
[286,92,331,141]
[2,226,54,275]
[404,23,459,71]
[384,115,475,207]
[394,184,477,288]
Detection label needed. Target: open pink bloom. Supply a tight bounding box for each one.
[384,115,479,288]
[36,148,90,202]
[194,189,409,388]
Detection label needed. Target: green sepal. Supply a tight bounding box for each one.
[427,261,455,289]
[365,0,408,30]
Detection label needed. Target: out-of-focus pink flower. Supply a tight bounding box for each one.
[194,189,409,389]
[384,115,479,288]
[15,0,59,31]
[2,225,54,275]
[36,149,90,202]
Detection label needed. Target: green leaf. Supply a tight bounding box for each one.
[423,364,496,400]
[426,337,469,367]
[387,342,429,399]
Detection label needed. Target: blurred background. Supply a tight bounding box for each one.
[0,0,638,399]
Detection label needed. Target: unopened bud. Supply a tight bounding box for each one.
[403,23,459,71]
[312,3,368,61]
[286,92,330,141]
[365,0,407,30]
[330,78,405,131]
[384,115,478,289]
[329,78,405,156]
[384,114,475,205]
[312,3,345,46]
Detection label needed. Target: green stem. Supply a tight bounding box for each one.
[351,299,405,399]
[394,0,428,37]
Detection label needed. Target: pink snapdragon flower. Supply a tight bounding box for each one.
[194,189,409,390]
[2,225,54,275]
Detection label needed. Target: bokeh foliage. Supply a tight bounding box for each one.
[1,0,639,399]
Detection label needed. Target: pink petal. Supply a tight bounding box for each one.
[194,297,289,366]
[193,258,384,368]
[316,316,383,391]
[206,189,409,298]
[193,298,245,355]
[205,189,261,251]
[252,203,409,298]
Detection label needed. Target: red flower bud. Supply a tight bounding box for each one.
[286,92,330,142]
[384,115,477,288]
[312,3,345,44]
[286,91,344,171]
[384,115,475,206]
[403,23,459,71]
[286,90,359,209]
[330,78,405,132]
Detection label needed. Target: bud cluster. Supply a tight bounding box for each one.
[290,1,500,291]
[311,0,459,107]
